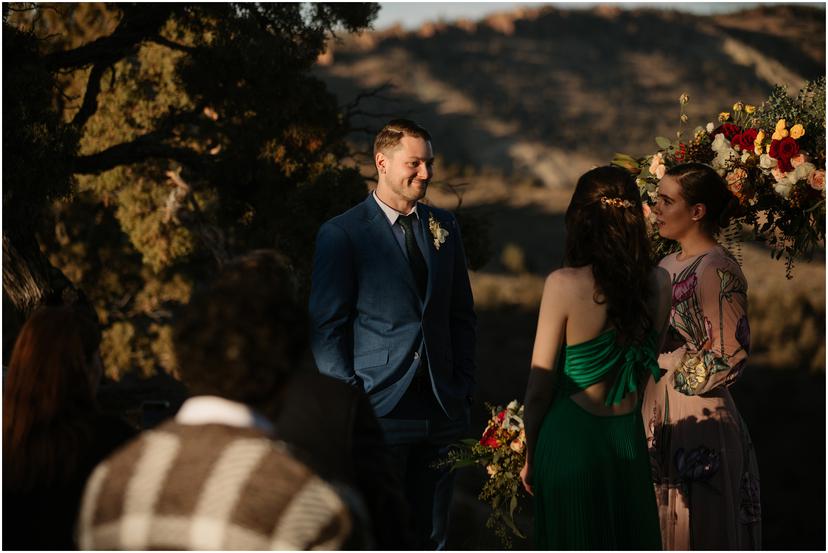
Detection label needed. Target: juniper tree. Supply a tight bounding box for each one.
[3,3,378,374]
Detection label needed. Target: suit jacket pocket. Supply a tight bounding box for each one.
[354,349,389,370]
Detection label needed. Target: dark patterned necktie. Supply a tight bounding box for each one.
[397,214,428,298]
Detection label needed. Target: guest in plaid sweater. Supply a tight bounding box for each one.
[78,252,353,550]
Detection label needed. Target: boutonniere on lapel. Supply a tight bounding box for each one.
[428,214,449,250]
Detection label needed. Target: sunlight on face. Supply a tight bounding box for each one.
[653,175,696,241]
[379,135,434,207]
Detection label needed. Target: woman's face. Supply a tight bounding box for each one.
[653,175,702,240]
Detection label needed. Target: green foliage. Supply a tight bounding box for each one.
[5,3,379,379]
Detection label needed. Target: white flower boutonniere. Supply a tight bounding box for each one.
[428,214,449,250]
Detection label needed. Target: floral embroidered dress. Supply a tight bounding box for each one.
[641,245,761,550]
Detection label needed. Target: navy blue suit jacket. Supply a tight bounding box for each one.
[309,195,476,419]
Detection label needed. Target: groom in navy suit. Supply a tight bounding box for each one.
[309,119,476,549]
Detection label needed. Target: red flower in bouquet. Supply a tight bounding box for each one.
[714,123,742,141]
[480,425,499,448]
[770,137,800,172]
[438,400,527,547]
[736,128,759,151]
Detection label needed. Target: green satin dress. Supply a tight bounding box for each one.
[533,329,663,550]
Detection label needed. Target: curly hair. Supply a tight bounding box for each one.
[564,166,655,346]
[173,250,307,414]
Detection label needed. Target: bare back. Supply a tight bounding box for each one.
[554,266,671,415]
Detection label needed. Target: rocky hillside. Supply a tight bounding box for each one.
[317,4,825,188]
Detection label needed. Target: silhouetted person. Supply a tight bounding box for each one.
[77,252,353,550]
[3,305,136,550]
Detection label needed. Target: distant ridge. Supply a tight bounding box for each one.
[317,4,825,187]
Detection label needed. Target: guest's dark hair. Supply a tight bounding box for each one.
[565,166,655,346]
[665,162,740,236]
[373,118,432,158]
[3,305,102,491]
[173,250,307,414]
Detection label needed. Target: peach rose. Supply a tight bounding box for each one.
[808,169,825,191]
[726,168,747,193]
[791,154,807,168]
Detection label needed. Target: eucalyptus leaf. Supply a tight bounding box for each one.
[655,136,673,149]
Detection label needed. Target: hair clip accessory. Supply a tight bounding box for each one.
[600,196,634,208]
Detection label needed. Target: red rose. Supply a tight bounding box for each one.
[778,157,794,173]
[738,128,758,151]
[730,133,742,149]
[714,123,742,141]
[480,426,499,448]
[497,410,506,422]
[777,136,800,161]
[769,139,779,159]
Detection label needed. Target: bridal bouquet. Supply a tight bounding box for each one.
[435,400,527,548]
[613,78,826,277]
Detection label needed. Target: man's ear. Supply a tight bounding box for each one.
[690,203,707,222]
[375,151,387,175]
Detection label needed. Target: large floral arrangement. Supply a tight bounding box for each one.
[435,400,526,548]
[613,78,825,277]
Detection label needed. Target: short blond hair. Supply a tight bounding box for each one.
[373,118,432,158]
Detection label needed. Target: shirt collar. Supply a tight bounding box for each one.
[175,395,275,436]
[373,191,419,226]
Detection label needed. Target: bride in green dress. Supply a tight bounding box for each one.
[520,166,672,549]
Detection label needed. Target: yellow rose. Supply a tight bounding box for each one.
[753,130,765,155]
[790,124,805,139]
[718,112,730,122]
[733,101,744,112]
[745,104,756,114]
[775,119,787,131]
[772,128,789,140]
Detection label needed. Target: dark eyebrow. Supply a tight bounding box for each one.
[657,192,674,201]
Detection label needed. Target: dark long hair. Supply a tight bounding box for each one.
[3,305,102,491]
[564,166,655,346]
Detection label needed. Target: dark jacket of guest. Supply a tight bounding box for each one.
[3,413,135,550]
[277,372,414,549]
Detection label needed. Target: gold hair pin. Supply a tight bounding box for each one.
[600,196,634,208]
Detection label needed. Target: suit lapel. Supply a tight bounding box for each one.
[362,195,420,296]
[418,204,439,305]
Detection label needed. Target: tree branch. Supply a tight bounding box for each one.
[43,5,173,70]
[71,62,108,129]
[148,34,196,54]
[72,133,206,175]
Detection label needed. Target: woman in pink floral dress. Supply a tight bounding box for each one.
[642,163,761,550]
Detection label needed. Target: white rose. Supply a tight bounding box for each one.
[711,133,729,152]
[774,181,793,198]
[741,151,751,163]
[507,399,518,412]
[794,162,816,182]
[706,122,715,133]
[713,148,735,170]
[759,153,777,170]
